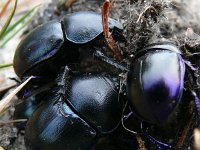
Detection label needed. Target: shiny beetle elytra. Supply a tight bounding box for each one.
[127,43,185,124]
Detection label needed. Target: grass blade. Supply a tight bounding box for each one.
[3,5,39,37]
[0,0,17,40]
[0,63,13,68]
[0,5,39,48]
[0,16,32,48]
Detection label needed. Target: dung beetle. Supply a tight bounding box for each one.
[123,42,200,149]
[127,43,185,124]
[13,10,123,81]
[24,66,124,150]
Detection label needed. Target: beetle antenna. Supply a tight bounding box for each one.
[102,0,123,61]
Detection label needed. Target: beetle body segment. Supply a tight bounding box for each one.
[127,45,185,124]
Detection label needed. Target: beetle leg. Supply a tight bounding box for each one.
[102,0,123,61]
[93,50,129,72]
[141,122,172,149]
[9,77,21,84]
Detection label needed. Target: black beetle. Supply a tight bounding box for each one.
[121,42,200,149]
[127,43,185,124]
[24,66,124,150]
[13,11,123,81]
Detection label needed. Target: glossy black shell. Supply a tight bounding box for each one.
[127,44,185,124]
[13,11,123,79]
[66,74,123,133]
[62,11,123,43]
[25,73,123,150]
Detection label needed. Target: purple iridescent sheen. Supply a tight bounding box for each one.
[127,49,185,124]
[142,52,184,99]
